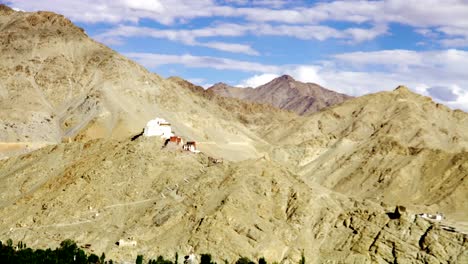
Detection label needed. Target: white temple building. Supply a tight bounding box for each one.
[143,118,174,139]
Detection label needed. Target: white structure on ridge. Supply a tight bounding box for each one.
[143,118,174,139]
[418,212,444,221]
[116,239,137,247]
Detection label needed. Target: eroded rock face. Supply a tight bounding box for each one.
[326,207,467,263]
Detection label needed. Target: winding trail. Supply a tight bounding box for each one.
[8,197,160,231]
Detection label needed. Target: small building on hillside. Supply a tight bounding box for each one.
[164,136,185,148]
[169,136,183,145]
[184,254,197,264]
[417,212,445,221]
[143,118,174,139]
[115,239,137,247]
[183,141,200,153]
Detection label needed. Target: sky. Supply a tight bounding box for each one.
[3,0,468,111]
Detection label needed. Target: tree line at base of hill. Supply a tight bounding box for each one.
[0,239,305,264]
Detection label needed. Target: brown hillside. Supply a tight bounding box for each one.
[208,75,352,115]
[0,138,465,262]
[263,86,468,221]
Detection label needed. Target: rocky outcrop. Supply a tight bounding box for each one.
[327,205,468,263]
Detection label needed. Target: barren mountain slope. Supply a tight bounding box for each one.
[207,82,255,100]
[0,5,287,161]
[208,75,352,115]
[263,86,468,221]
[168,77,298,134]
[0,138,466,263]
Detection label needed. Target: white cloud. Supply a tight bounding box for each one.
[11,7,25,12]
[319,49,468,111]
[333,50,424,68]
[6,0,230,24]
[237,73,279,87]
[186,78,206,86]
[97,22,387,52]
[95,25,259,55]
[13,0,468,47]
[124,52,280,72]
[222,0,287,8]
[200,42,259,56]
[8,0,468,31]
[344,24,388,43]
[436,26,468,47]
[427,86,459,101]
[332,49,468,79]
[440,38,468,47]
[122,0,164,12]
[236,66,326,88]
[253,24,343,41]
[286,66,325,85]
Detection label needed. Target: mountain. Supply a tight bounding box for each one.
[0,5,467,263]
[262,86,468,221]
[0,4,294,161]
[207,75,352,115]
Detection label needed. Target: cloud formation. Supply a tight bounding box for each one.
[125,52,280,72]
[10,0,468,47]
[427,86,459,101]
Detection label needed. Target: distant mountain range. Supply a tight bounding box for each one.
[208,75,352,115]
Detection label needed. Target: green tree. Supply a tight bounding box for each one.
[201,253,216,264]
[299,251,305,264]
[258,257,267,264]
[88,253,100,263]
[136,254,144,264]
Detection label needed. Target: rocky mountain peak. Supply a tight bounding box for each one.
[277,74,295,82]
[0,4,14,14]
[394,85,411,93]
[209,75,351,115]
[0,6,86,36]
[210,82,231,89]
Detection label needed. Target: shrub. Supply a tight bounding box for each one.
[235,257,255,264]
[201,253,216,264]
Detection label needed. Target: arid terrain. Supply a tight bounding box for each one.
[0,5,467,263]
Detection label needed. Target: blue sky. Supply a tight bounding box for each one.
[4,0,468,111]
